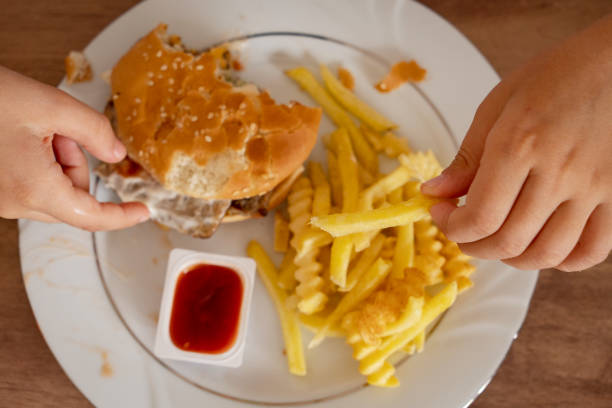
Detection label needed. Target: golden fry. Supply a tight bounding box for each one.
[359,165,413,211]
[285,67,378,172]
[359,281,457,375]
[361,125,383,152]
[273,212,290,252]
[388,187,403,204]
[320,64,397,132]
[329,235,353,288]
[382,296,424,336]
[366,362,398,388]
[381,132,412,158]
[299,313,344,337]
[326,150,343,208]
[312,197,436,237]
[344,234,385,291]
[247,241,306,375]
[309,258,391,348]
[309,161,332,217]
[391,223,415,278]
[278,248,298,290]
[331,128,360,213]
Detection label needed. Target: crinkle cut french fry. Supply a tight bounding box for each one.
[329,235,353,288]
[274,212,290,252]
[359,281,457,375]
[331,128,360,213]
[247,241,306,375]
[309,161,331,217]
[344,234,385,291]
[285,67,378,173]
[312,197,436,237]
[391,223,415,278]
[326,150,343,209]
[278,248,298,290]
[309,258,391,348]
[320,64,397,132]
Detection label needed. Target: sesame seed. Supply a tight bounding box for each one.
[180,62,185,68]
[161,139,167,144]
[219,104,226,110]
[147,80,154,86]
[177,122,183,128]
[204,136,212,143]
[160,105,165,111]
[156,50,162,58]
[161,112,167,118]
[147,72,154,78]
[198,86,205,93]
[191,116,198,122]
[160,64,167,71]
[238,102,246,110]
[172,62,178,70]
[126,115,132,121]
[157,73,163,79]
[142,52,148,58]
[134,97,141,103]
[196,65,204,71]
[168,88,174,93]
[132,109,137,117]
[112,94,119,100]
[207,112,214,119]
[168,78,175,85]
[194,130,200,136]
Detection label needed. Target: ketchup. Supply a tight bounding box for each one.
[169,264,243,354]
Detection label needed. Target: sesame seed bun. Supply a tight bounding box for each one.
[110,24,321,200]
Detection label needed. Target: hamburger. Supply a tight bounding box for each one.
[96,24,322,237]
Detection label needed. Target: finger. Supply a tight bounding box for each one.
[43,89,126,163]
[44,177,150,231]
[422,73,519,198]
[433,135,531,243]
[556,204,612,272]
[502,200,594,270]
[22,210,60,224]
[52,134,90,191]
[457,172,562,259]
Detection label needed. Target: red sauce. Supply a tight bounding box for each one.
[169,264,243,354]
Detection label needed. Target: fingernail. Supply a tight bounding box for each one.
[422,172,446,190]
[113,141,126,159]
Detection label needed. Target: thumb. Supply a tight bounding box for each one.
[43,86,126,163]
[422,77,516,198]
[421,125,485,198]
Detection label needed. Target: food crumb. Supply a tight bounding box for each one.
[338,66,355,91]
[282,348,287,356]
[152,257,158,265]
[375,60,427,93]
[65,51,93,84]
[100,351,114,378]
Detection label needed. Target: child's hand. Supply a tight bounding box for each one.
[422,15,612,272]
[0,66,149,231]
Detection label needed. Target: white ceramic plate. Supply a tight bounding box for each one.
[19,0,539,407]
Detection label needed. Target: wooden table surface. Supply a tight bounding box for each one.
[1,1,611,407]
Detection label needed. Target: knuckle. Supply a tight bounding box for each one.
[91,113,113,139]
[453,147,477,170]
[469,210,501,238]
[494,233,527,259]
[531,246,568,269]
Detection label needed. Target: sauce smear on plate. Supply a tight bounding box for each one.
[169,263,243,354]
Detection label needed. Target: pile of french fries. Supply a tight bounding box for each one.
[246,64,475,387]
